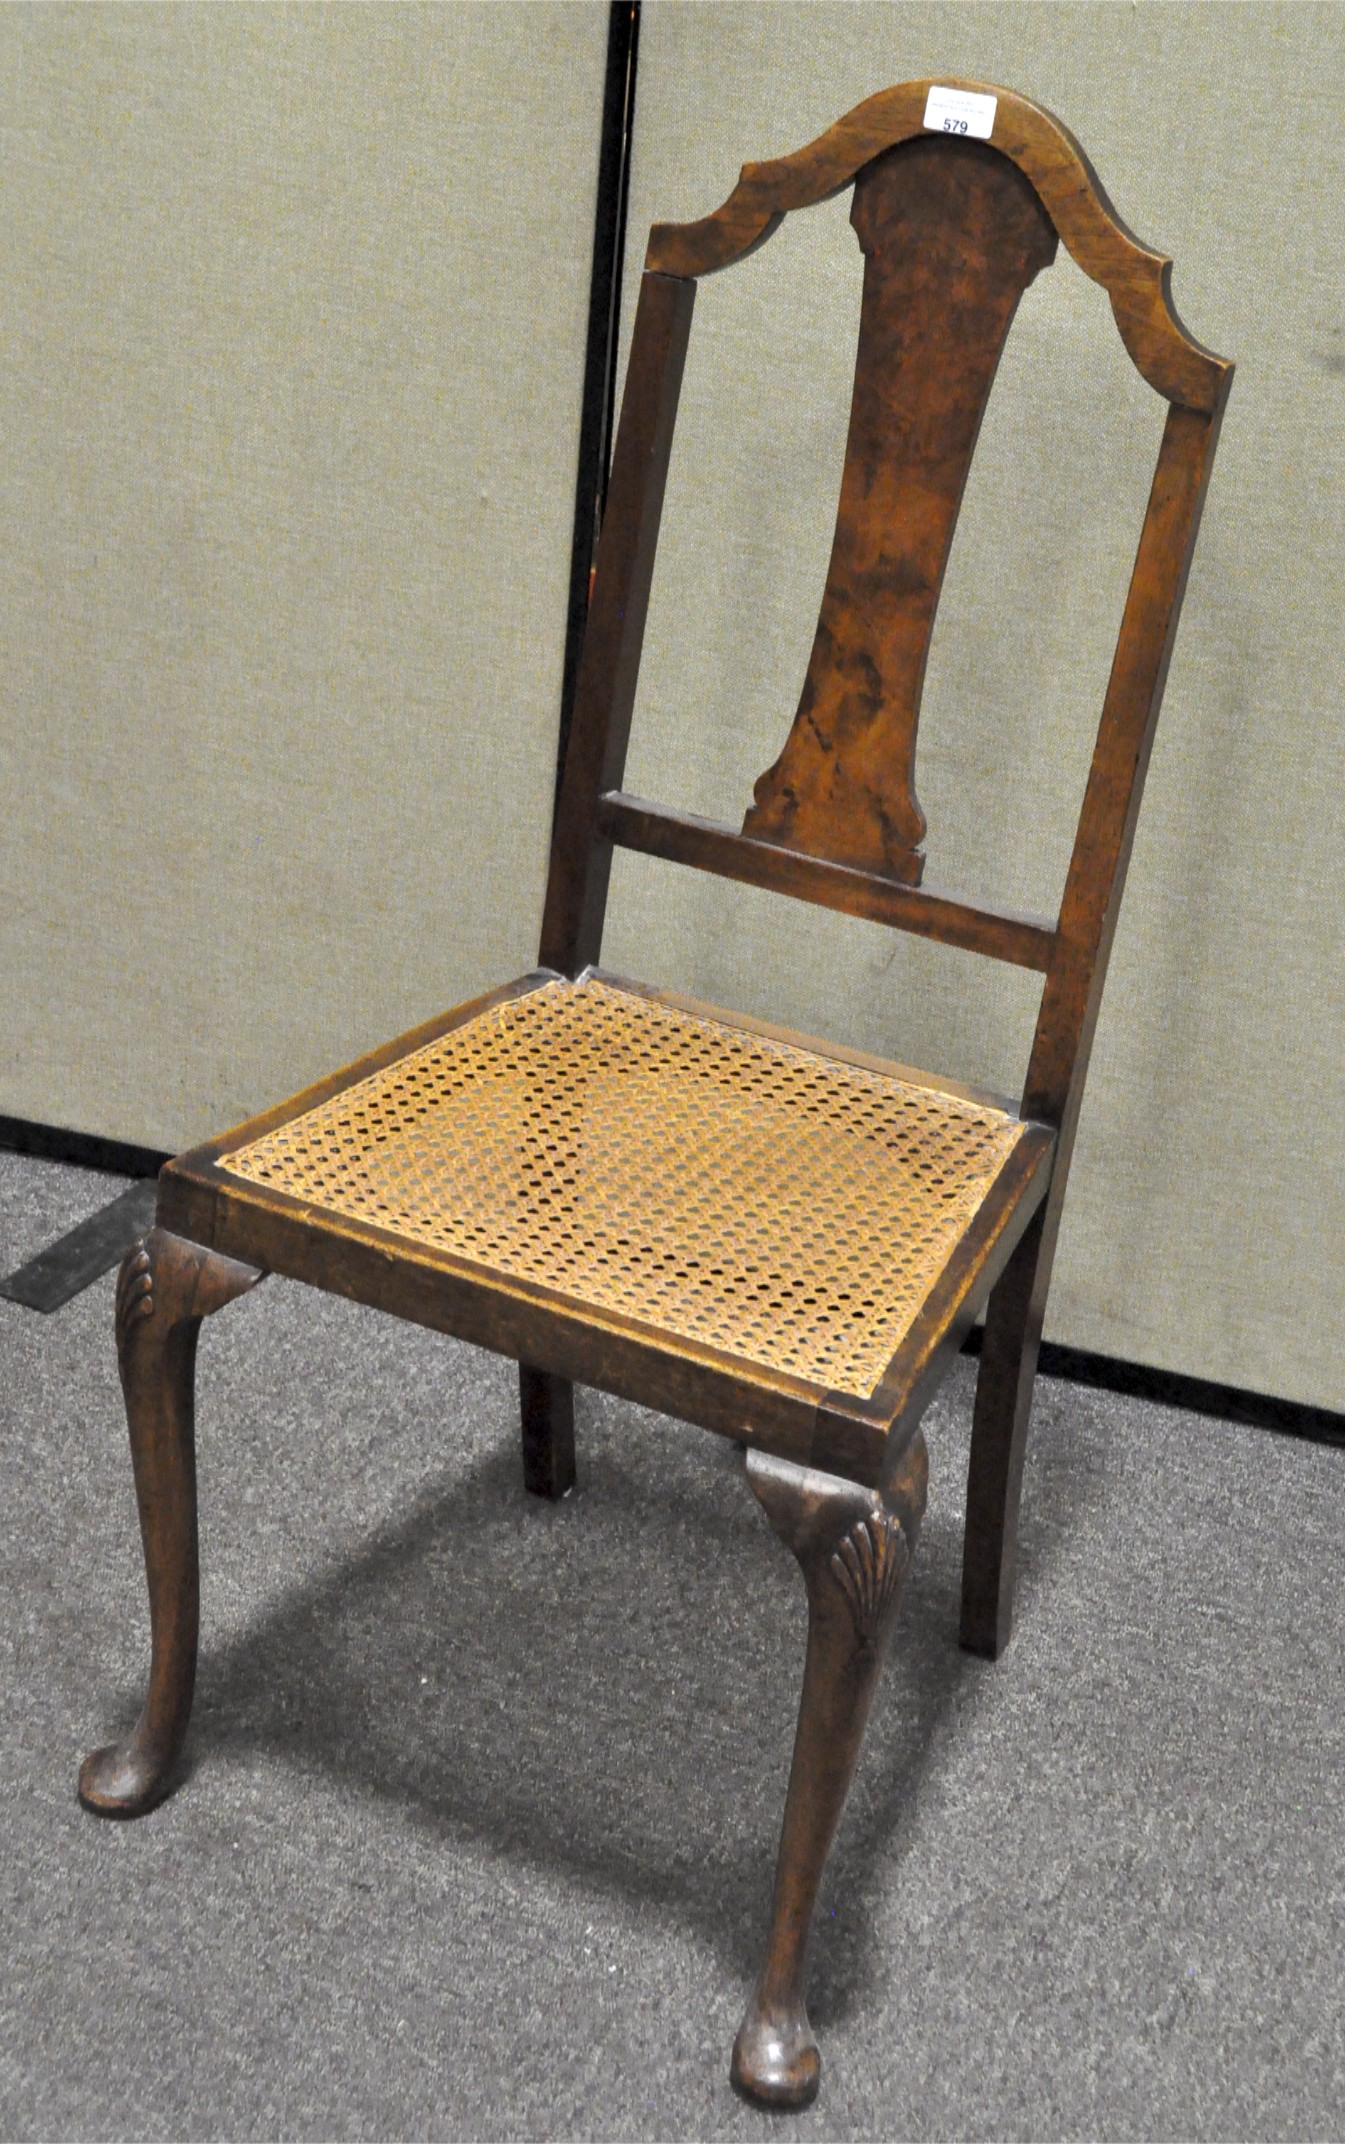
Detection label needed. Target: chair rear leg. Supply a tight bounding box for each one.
[733,1432,928,2108]
[79,1229,262,1818]
[518,1363,576,1500]
[960,1207,1048,1660]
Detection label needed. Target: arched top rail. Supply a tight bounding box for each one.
[646,78,1231,410]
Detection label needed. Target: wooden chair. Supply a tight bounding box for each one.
[79,80,1231,2109]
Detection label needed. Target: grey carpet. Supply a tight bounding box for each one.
[1,1150,1340,2141]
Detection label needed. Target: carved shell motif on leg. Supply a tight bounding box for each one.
[830,1510,909,1645]
[115,1241,155,1353]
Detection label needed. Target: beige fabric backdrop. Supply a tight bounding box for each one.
[0,3,604,1147]
[2,3,1338,1410]
[601,2,1343,1408]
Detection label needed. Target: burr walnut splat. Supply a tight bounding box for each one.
[743,138,1057,883]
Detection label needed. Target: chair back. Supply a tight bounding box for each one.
[540,79,1233,1149]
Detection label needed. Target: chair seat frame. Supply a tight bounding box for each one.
[154,964,1056,1488]
[78,78,1231,2112]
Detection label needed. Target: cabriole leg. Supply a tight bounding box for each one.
[519,1362,576,1500]
[78,1228,262,1819]
[960,1208,1046,1659]
[733,1432,928,2108]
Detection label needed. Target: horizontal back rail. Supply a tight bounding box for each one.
[599,791,1057,971]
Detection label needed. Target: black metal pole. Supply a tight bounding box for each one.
[551,0,641,824]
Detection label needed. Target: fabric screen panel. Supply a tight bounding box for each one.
[0,3,604,1152]
[601,2,1344,1409]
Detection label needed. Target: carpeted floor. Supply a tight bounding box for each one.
[1,1149,1341,2141]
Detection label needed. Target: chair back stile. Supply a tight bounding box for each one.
[1023,399,1230,1141]
[539,270,696,976]
[960,393,1230,1610]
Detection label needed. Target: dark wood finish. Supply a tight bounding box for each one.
[733,1434,928,2107]
[598,792,1057,970]
[78,80,1233,2111]
[960,390,1232,1658]
[534,1,641,1508]
[539,269,695,977]
[79,1229,262,1817]
[868,1117,1054,1475]
[647,78,1225,413]
[158,1122,879,1483]
[1025,406,1229,1129]
[743,138,1056,884]
[519,1363,577,1500]
[155,966,1049,1490]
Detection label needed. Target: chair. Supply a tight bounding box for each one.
[79,79,1231,2108]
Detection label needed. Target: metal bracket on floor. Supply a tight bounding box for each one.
[0,1181,160,1313]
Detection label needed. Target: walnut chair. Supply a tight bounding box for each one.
[79,81,1231,2109]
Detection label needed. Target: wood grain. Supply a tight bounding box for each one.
[733,1434,927,2107]
[539,270,696,977]
[648,77,1229,412]
[78,1230,262,1817]
[598,783,1058,971]
[155,961,1051,1493]
[960,387,1234,1658]
[743,138,1056,883]
[78,77,1234,2112]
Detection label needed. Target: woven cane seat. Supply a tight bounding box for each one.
[221,977,1028,1399]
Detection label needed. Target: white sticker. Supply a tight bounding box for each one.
[922,86,997,141]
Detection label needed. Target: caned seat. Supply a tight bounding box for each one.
[79,77,1231,2114]
[219,971,1035,1402]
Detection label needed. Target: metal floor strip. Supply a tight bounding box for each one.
[0,1180,160,1313]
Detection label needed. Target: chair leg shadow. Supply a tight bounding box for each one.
[88,1363,1107,1998]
